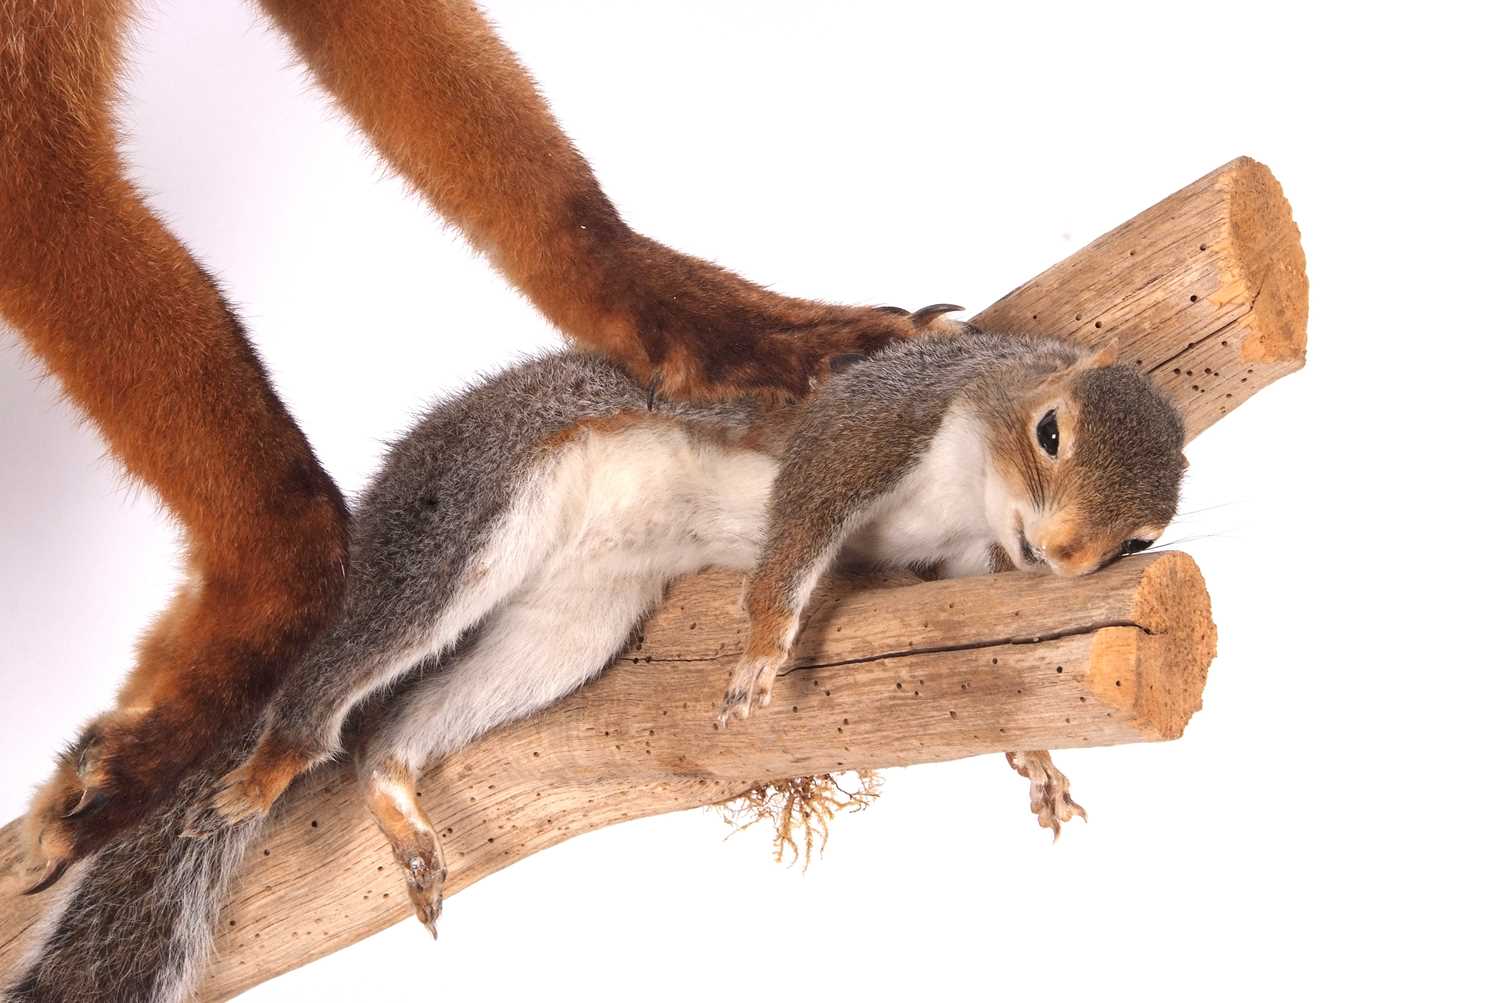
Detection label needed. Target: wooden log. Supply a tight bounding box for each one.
[0,155,1304,997]
[3,552,1214,999]
[972,156,1307,440]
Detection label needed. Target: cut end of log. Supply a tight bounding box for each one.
[1084,552,1217,741]
[971,155,1309,439]
[1223,157,1309,367]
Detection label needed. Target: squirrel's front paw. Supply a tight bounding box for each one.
[1006,750,1087,840]
[716,651,788,727]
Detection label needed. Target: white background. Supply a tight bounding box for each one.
[2,2,1496,1000]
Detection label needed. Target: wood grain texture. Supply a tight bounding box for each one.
[4,552,1214,1000]
[0,156,1305,998]
[972,156,1307,439]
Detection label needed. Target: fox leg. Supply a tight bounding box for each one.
[2,0,349,887]
[256,0,920,398]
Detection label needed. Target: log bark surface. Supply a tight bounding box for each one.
[0,155,1305,998]
[4,553,1215,1000]
[972,156,1307,440]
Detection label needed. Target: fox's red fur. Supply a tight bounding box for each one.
[0,0,918,881]
[258,0,913,396]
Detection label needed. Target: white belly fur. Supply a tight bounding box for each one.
[848,405,996,572]
[365,412,1001,772]
[366,421,778,769]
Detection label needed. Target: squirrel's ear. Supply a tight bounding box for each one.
[1082,337,1120,369]
[1047,338,1119,390]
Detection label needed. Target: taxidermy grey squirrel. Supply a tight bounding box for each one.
[3,324,1184,1002]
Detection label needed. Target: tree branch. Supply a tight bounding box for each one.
[0,156,1305,999]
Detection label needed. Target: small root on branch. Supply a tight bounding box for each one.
[714,771,881,869]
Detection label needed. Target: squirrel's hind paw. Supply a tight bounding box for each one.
[1007,750,1088,840]
[365,766,448,938]
[205,743,307,827]
[400,837,448,939]
[208,765,280,826]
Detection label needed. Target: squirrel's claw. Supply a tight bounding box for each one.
[404,850,446,940]
[207,742,310,826]
[178,803,229,840]
[1006,750,1087,840]
[715,688,752,728]
[715,652,786,727]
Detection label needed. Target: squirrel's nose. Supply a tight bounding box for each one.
[1048,541,1080,563]
[1037,537,1095,577]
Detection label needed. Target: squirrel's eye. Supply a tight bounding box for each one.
[1120,538,1152,556]
[1035,410,1060,458]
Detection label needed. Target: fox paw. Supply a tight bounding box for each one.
[1007,750,1087,840]
[716,651,788,727]
[20,719,145,894]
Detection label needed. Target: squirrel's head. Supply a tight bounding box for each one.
[974,341,1186,577]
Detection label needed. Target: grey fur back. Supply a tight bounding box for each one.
[269,351,761,747]
[339,349,765,637]
[772,329,1084,513]
[351,353,653,640]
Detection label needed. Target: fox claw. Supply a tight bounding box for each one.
[20,858,70,896]
[20,723,127,887]
[62,787,106,819]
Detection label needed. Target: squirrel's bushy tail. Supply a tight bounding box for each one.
[4,746,263,1003]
